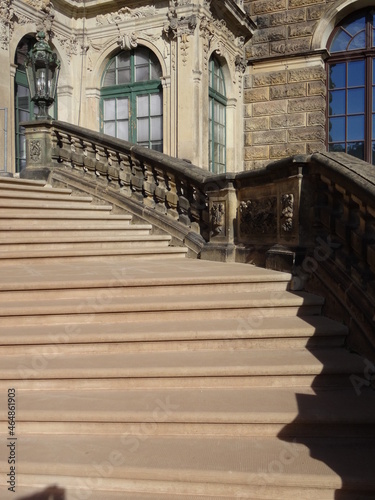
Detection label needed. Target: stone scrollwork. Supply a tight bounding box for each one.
[164,6,197,64]
[96,6,157,25]
[239,197,277,237]
[281,193,294,232]
[0,0,16,50]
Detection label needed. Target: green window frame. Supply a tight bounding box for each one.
[100,47,163,152]
[209,56,227,174]
[327,9,375,164]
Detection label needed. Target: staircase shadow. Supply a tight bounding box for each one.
[277,315,375,499]
[17,486,65,500]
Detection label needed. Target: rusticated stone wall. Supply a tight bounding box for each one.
[243,0,331,170]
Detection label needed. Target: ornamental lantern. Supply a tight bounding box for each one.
[25,31,60,120]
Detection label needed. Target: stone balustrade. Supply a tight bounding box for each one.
[21,120,375,356]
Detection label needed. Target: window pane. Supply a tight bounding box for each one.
[343,15,366,36]
[329,90,346,115]
[347,115,364,141]
[329,64,346,89]
[348,61,365,87]
[329,117,345,142]
[136,65,149,82]
[103,69,115,87]
[117,53,130,68]
[104,121,115,136]
[117,121,129,141]
[348,88,364,114]
[137,95,149,117]
[372,143,375,164]
[347,142,364,159]
[331,29,351,52]
[150,93,162,116]
[348,31,366,50]
[150,116,162,141]
[104,100,115,120]
[135,48,149,65]
[372,115,375,139]
[117,98,129,118]
[137,118,149,142]
[118,68,131,84]
[329,143,345,153]
[151,59,162,80]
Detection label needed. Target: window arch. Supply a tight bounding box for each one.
[327,9,375,164]
[209,55,227,174]
[100,47,163,151]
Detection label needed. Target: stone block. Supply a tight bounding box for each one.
[270,37,311,55]
[269,11,287,26]
[288,96,325,113]
[289,0,325,7]
[308,80,326,97]
[253,71,287,87]
[288,21,317,38]
[270,113,305,129]
[253,99,288,116]
[270,83,306,100]
[288,125,325,142]
[307,4,326,20]
[288,66,326,83]
[249,44,270,59]
[307,111,325,126]
[253,0,287,15]
[270,143,306,158]
[287,8,307,23]
[244,87,270,103]
[245,116,269,131]
[254,26,287,43]
[253,129,287,145]
[244,145,269,160]
[306,141,325,154]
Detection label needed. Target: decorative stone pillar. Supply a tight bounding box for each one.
[20,120,54,181]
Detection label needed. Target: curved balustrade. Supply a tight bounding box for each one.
[21,120,375,358]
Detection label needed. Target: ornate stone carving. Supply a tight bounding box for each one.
[117,32,138,51]
[239,197,277,236]
[211,202,225,236]
[30,140,42,163]
[0,0,16,50]
[281,193,294,232]
[96,6,157,25]
[56,33,79,64]
[35,0,54,37]
[164,7,197,65]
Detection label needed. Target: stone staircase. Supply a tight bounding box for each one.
[0,176,375,500]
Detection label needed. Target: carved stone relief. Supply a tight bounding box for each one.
[239,197,277,237]
[96,6,158,25]
[281,193,294,232]
[210,202,225,237]
[30,140,42,162]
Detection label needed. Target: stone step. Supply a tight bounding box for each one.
[0,189,93,203]
[0,289,324,324]
[1,385,373,433]
[0,246,188,266]
[0,182,72,194]
[0,198,112,210]
[0,315,347,349]
[0,234,172,252]
[0,434,374,499]
[0,176,46,187]
[0,207,115,218]
[0,212,134,221]
[0,347,360,384]
[0,227,154,239]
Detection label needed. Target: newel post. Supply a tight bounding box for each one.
[202,174,237,261]
[20,120,55,181]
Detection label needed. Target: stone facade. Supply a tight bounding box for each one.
[0,0,370,174]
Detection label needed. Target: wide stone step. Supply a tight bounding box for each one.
[0,316,347,350]
[0,212,134,221]
[0,246,188,265]
[0,227,154,239]
[0,346,360,383]
[1,385,373,432]
[0,182,72,195]
[0,234,172,252]
[0,434,374,499]
[0,198,112,210]
[0,289,324,325]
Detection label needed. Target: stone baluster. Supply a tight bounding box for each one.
[94,144,108,179]
[118,153,132,195]
[165,172,179,220]
[154,167,167,215]
[131,158,145,203]
[107,149,120,184]
[82,140,97,175]
[143,161,156,209]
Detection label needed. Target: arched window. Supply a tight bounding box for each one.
[209,56,227,174]
[101,47,163,152]
[327,9,375,164]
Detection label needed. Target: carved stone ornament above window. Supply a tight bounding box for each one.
[96,6,158,25]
